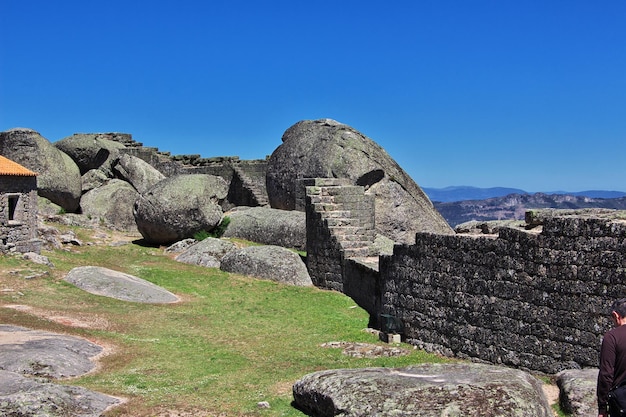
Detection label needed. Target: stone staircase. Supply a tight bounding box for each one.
[233,166,269,207]
[304,179,375,259]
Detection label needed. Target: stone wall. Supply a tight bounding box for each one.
[0,176,40,254]
[111,135,270,207]
[379,217,626,373]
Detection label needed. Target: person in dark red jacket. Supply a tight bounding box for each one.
[598,298,626,417]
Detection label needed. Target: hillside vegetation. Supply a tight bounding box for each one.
[0,223,446,417]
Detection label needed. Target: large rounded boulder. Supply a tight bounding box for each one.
[80,179,139,232]
[55,133,127,175]
[222,206,306,250]
[220,245,312,286]
[133,174,228,244]
[0,128,82,212]
[266,119,453,243]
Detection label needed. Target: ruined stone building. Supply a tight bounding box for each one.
[0,155,40,253]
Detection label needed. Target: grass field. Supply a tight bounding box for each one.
[0,224,450,416]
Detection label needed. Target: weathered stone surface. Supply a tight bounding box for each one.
[0,325,102,378]
[81,168,111,193]
[175,237,237,268]
[80,179,139,232]
[220,245,312,286]
[112,153,166,194]
[0,128,82,212]
[222,206,306,250]
[22,252,54,267]
[65,266,179,303]
[0,370,119,417]
[266,119,453,243]
[556,368,598,417]
[292,362,552,417]
[164,238,197,254]
[0,325,120,416]
[133,174,228,244]
[55,133,126,175]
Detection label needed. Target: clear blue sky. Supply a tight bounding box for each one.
[1,1,624,192]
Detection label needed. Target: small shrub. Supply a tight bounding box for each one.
[193,216,231,241]
[210,216,230,238]
[193,230,211,241]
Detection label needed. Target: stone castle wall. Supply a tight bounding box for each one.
[379,217,626,374]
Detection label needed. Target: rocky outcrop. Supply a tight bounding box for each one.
[0,128,82,212]
[80,179,139,232]
[133,174,228,244]
[55,133,127,175]
[112,153,166,194]
[65,266,179,303]
[293,362,552,417]
[220,245,312,286]
[0,325,120,416]
[266,119,453,243]
[174,237,237,268]
[222,206,306,250]
[556,368,598,417]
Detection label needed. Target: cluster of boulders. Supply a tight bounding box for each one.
[168,236,312,286]
[0,119,451,249]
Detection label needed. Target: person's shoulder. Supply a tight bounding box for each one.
[609,324,626,337]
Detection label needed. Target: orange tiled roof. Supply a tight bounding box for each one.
[0,155,37,176]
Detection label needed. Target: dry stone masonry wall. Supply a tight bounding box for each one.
[380,217,626,373]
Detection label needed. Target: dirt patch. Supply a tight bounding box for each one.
[543,383,560,414]
[2,304,111,330]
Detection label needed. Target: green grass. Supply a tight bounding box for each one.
[0,225,448,416]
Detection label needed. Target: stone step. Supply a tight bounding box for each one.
[325,218,361,227]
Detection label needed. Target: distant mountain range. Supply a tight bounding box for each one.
[422,186,626,227]
[423,186,626,203]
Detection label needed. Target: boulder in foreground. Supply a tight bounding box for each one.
[293,362,552,416]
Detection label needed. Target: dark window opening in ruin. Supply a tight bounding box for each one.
[8,195,19,221]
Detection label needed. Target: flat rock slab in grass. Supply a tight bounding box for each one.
[0,325,102,378]
[0,369,120,417]
[0,325,121,416]
[64,266,179,303]
[293,362,553,417]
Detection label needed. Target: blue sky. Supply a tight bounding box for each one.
[1,1,624,192]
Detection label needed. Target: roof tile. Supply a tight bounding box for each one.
[0,155,37,176]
